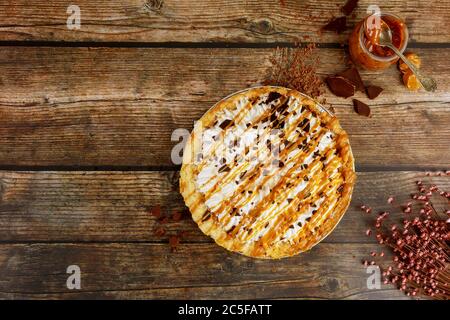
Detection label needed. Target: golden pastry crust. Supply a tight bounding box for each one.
[180,86,356,259]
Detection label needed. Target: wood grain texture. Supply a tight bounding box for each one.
[0,170,448,243]
[0,0,448,43]
[0,47,448,167]
[0,243,412,299]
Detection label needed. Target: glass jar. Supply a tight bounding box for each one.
[349,13,409,70]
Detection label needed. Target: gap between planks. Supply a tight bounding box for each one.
[0,41,449,49]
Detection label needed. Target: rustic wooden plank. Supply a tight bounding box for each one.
[0,0,448,43]
[0,47,448,167]
[0,171,447,243]
[0,243,411,299]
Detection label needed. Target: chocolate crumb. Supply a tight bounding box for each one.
[366,85,383,100]
[353,99,371,117]
[326,76,355,98]
[169,235,180,252]
[154,227,165,237]
[172,211,183,222]
[159,216,169,224]
[149,205,162,219]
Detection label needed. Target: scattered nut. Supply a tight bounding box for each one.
[398,52,421,73]
[402,71,421,91]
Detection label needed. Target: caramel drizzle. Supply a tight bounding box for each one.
[238,143,337,244]
[194,92,346,253]
[213,111,319,230]
[288,181,342,248]
[195,95,288,173]
[257,148,342,245]
[225,127,327,240]
[197,97,305,212]
[191,96,288,215]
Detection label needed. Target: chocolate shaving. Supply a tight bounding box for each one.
[298,118,309,129]
[218,164,231,173]
[277,100,290,115]
[201,211,212,222]
[264,44,325,101]
[270,113,277,122]
[303,122,310,132]
[366,85,383,100]
[326,76,355,98]
[266,92,282,104]
[226,225,236,234]
[338,67,365,92]
[353,99,371,117]
[342,0,359,16]
[322,16,347,34]
[219,119,233,129]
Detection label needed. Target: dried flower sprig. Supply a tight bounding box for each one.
[361,177,449,300]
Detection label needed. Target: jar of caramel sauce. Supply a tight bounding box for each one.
[349,13,409,70]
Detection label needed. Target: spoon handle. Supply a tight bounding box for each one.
[387,44,437,92]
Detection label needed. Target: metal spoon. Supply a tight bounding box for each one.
[377,24,437,92]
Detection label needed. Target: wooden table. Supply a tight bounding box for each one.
[0,0,449,299]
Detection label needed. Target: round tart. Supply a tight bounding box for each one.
[180,86,356,259]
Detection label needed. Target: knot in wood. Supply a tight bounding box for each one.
[250,18,275,35]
